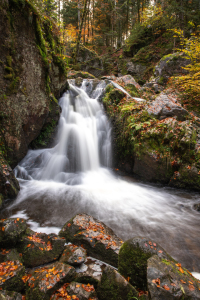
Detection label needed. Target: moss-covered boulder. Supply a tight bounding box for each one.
[118,237,173,290]
[147,255,200,300]
[0,260,25,292]
[154,52,190,85]
[0,218,27,247]
[59,214,123,268]
[169,164,200,191]
[0,290,23,300]
[67,282,97,300]
[0,248,22,263]
[17,232,65,267]
[97,266,138,300]
[26,262,76,300]
[59,244,86,266]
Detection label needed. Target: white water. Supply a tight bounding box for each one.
[3,80,200,274]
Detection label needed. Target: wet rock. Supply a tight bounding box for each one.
[59,244,86,266]
[97,266,138,300]
[0,248,22,263]
[0,155,20,205]
[17,232,65,268]
[26,262,76,300]
[147,255,200,300]
[133,152,173,184]
[59,214,123,268]
[0,290,23,300]
[118,237,173,290]
[147,93,188,121]
[67,282,98,300]
[0,261,25,292]
[0,218,27,247]
[75,257,112,288]
[194,203,200,212]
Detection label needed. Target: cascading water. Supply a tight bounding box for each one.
[2,79,200,275]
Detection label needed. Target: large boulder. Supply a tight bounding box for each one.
[25,262,76,300]
[17,232,65,268]
[97,266,139,300]
[0,218,27,247]
[147,92,188,121]
[59,214,123,268]
[147,255,200,300]
[0,260,25,292]
[154,52,190,85]
[126,61,147,79]
[67,282,98,300]
[118,237,173,290]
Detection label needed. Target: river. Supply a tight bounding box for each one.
[2,79,200,277]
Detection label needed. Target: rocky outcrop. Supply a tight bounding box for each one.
[0,0,68,205]
[0,215,199,300]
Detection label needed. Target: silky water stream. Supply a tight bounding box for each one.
[2,80,200,276]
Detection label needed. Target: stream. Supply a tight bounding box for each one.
[1,80,200,277]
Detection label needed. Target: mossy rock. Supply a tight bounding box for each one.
[66,282,97,300]
[118,237,174,290]
[0,218,27,247]
[0,248,22,263]
[147,255,200,300]
[0,260,25,292]
[169,165,200,191]
[17,232,65,268]
[26,262,76,300]
[97,266,138,300]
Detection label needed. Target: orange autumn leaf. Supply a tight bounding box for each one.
[27,244,31,248]
[189,284,195,291]
[178,267,184,273]
[163,284,170,290]
[180,279,186,284]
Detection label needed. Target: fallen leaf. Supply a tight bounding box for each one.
[163,284,170,290]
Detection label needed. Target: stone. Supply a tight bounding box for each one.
[59,214,123,268]
[59,244,86,266]
[68,70,95,79]
[0,155,20,205]
[194,203,200,212]
[26,262,76,300]
[17,232,65,268]
[133,151,173,184]
[96,266,138,300]
[0,248,22,263]
[147,92,188,121]
[67,282,98,300]
[0,290,23,300]
[0,218,27,247]
[126,61,146,78]
[118,237,173,290]
[116,74,141,90]
[0,260,25,292]
[169,165,200,191]
[154,52,190,85]
[75,257,111,288]
[147,255,200,300]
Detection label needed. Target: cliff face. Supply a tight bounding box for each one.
[0,0,68,205]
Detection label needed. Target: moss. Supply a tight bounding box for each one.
[4,74,13,80]
[6,56,12,67]
[30,120,57,149]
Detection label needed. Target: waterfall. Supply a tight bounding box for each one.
[14,80,112,183]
